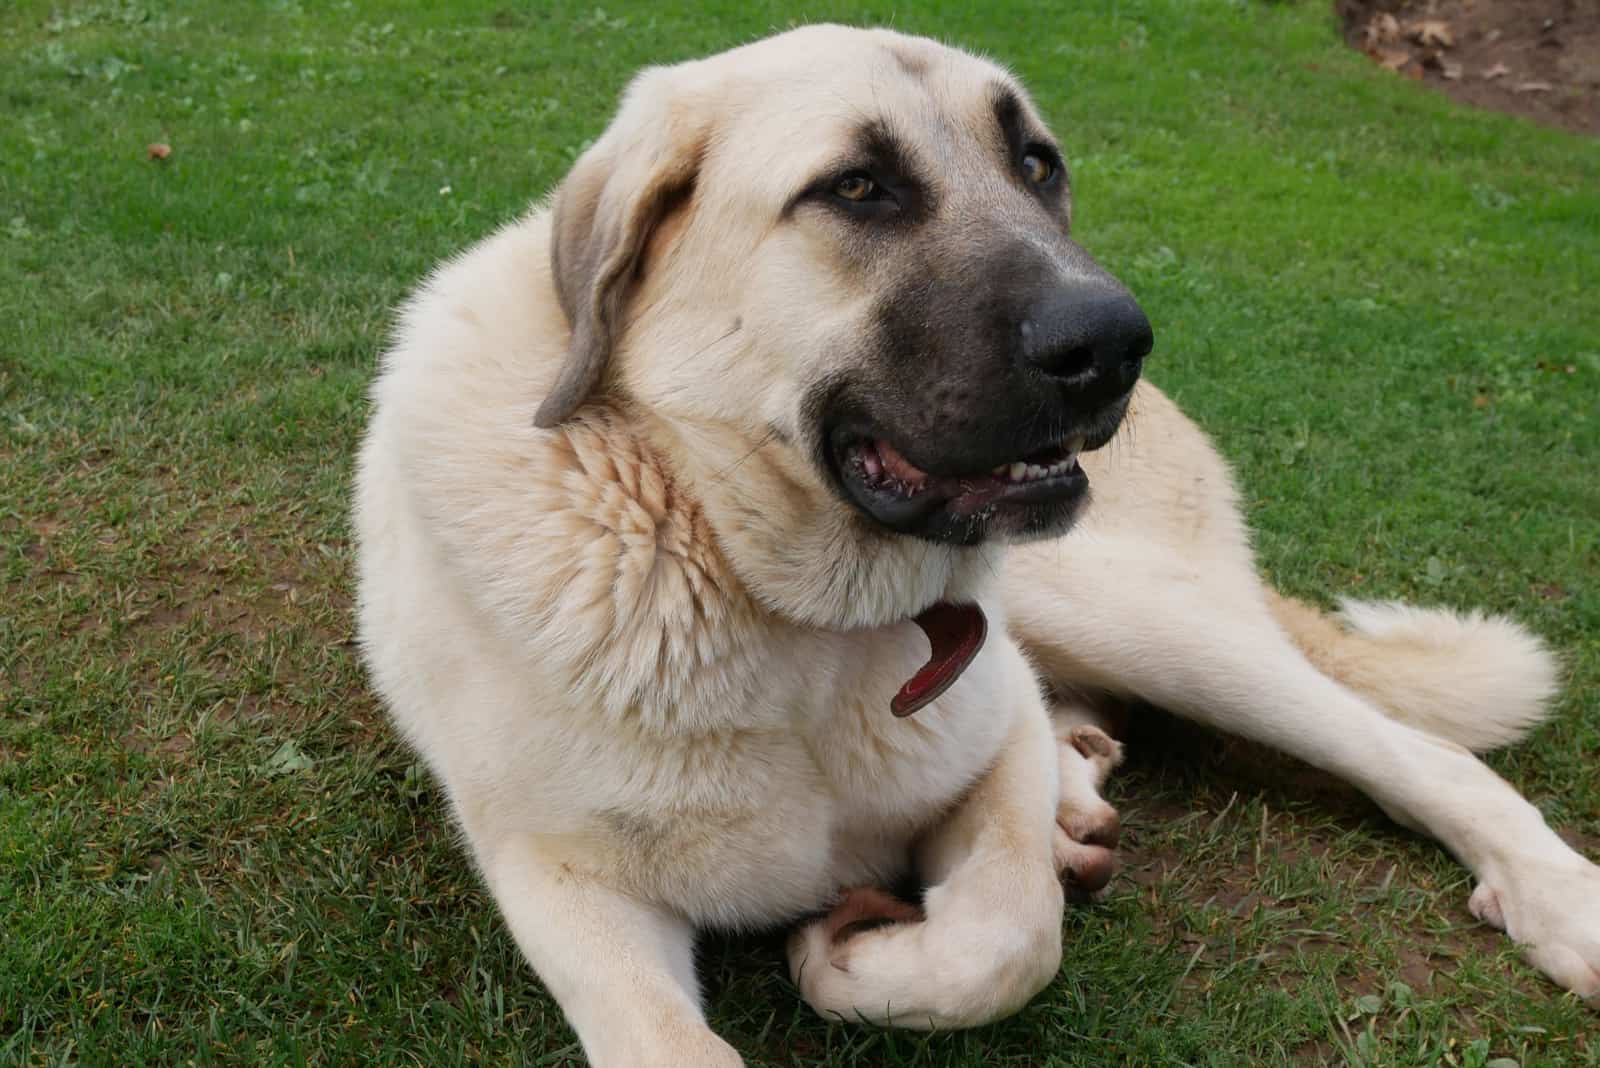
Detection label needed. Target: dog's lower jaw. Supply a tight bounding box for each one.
[636,411,1007,631]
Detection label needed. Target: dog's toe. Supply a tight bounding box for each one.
[1468,882,1505,930]
[1058,721,1125,791]
[1062,802,1120,850]
[1054,829,1116,898]
[1069,723,1121,762]
[1054,801,1120,898]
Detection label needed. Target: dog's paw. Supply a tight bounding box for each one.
[1469,857,1600,1003]
[1053,722,1124,899]
[1064,722,1124,789]
[787,888,937,1028]
[787,882,1060,1029]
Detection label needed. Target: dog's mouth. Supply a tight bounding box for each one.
[852,435,1086,506]
[828,429,1091,544]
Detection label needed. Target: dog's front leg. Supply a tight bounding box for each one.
[787,696,1066,1029]
[478,832,744,1067]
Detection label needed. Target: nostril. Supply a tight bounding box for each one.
[1047,344,1097,381]
[1018,318,1098,380]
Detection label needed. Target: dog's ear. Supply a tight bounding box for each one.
[536,67,713,428]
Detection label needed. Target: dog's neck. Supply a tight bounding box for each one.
[629,406,1002,633]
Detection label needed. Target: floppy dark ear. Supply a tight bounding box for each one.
[535,67,712,428]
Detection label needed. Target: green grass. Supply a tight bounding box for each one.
[2,1,1597,1064]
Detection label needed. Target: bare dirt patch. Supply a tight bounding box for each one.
[1338,0,1600,135]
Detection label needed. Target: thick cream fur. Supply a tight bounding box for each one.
[355,25,1596,1067]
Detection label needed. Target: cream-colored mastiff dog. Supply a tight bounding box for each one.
[355,24,1598,1065]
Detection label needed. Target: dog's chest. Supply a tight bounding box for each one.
[582,629,1019,928]
[796,626,1020,826]
[531,419,1021,921]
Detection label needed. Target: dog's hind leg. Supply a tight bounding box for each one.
[1011,540,1600,1003]
[472,830,745,1067]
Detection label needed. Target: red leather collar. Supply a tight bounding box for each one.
[891,602,988,718]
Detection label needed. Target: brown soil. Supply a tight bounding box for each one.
[1337,0,1600,136]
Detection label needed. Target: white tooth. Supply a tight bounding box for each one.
[1067,435,1086,453]
[1025,464,1044,480]
[1008,462,1027,481]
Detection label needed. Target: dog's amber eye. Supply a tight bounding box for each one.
[1022,151,1054,185]
[834,174,877,201]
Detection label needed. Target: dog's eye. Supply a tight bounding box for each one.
[833,173,879,202]
[1021,149,1055,186]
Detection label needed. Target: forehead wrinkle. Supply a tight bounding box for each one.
[838,81,971,185]
[916,69,1030,164]
[749,52,1061,216]
[802,49,1015,162]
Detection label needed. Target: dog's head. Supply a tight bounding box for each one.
[538,25,1149,615]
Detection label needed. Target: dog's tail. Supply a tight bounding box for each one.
[1268,592,1561,752]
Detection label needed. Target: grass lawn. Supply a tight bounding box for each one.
[3,0,1598,1064]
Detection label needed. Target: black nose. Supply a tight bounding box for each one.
[1018,287,1153,398]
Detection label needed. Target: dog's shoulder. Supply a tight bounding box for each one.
[366,215,766,731]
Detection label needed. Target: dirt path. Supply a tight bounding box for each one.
[1338,0,1599,136]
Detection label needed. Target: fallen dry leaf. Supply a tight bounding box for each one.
[1472,393,1490,409]
[1482,62,1510,80]
[1367,46,1413,72]
[1407,19,1455,49]
[1440,60,1463,80]
[1515,81,1554,94]
[147,142,172,161]
[1363,12,1401,47]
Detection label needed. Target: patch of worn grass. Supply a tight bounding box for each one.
[2,1,1597,1065]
